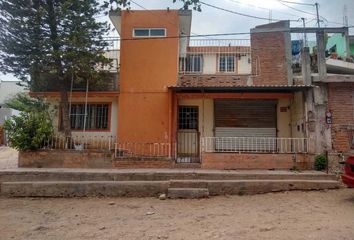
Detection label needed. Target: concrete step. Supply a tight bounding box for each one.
[0,181,169,198]
[168,188,209,199]
[0,179,340,198]
[169,180,208,188]
[0,169,338,182]
[206,179,340,195]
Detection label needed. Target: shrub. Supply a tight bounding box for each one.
[3,94,53,151]
[314,154,327,171]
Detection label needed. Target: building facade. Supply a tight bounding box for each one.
[29,9,354,170]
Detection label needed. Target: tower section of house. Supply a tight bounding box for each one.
[110,10,192,144]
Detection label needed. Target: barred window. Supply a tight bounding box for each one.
[70,104,110,130]
[178,106,198,130]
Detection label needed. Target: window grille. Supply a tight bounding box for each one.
[219,54,236,72]
[70,104,109,130]
[178,106,199,130]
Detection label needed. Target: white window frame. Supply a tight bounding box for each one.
[218,54,236,73]
[133,28,167,38]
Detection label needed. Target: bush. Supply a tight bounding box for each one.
[3,94,53,151]
[314,154,327,171]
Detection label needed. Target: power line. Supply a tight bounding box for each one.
[226,0,302,19]
[102,32,252,42]
[130,0,206,37]
[277,1,317,17]
[199,1,299,22]
[278,0,315,7]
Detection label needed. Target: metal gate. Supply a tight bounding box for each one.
[176,106,200,163]
[177,130,200,163]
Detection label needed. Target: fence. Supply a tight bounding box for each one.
[41,135,116,151]
[201,137,308,154]
[114,142,174,159]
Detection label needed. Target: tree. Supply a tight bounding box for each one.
[0,0,111,137]
[4,94,54,151]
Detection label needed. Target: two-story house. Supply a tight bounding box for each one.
[33,9,353,170]
[105,9,313,169]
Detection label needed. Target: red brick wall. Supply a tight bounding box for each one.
[19,150,113,168]
[113,159,174,169]
[328,83,354,152]
[201,153,313,170]
[0,127,3,145]
[251,26,290,86]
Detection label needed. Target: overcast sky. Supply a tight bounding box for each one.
[1,0,353,81]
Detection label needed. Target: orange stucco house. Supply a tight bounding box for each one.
[30,9,319,170]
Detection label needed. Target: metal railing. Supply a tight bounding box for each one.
[114,142,174,159]
[41,135,116,151]
[201,137,308,154]
[179,39,251,74]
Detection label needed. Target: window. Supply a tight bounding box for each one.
[178,106,198,130]
[219,54,236,72]
[70,103,110,130]
[179,54,203,73]
[133,28,166,38]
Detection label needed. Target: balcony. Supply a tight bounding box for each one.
[178,39,252,87]
[31,49,120,93]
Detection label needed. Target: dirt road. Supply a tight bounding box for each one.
[1,189,354,240]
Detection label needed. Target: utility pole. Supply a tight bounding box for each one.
[315,2,320,28]
[269,10,272,23]
[343,5,348,27]
[301,17,307,47]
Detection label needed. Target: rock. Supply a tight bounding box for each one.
[159,194,167,200]
[32,225,48,231]
[146,211,155,216]
[108,201,115,205]
[99,226,106,230]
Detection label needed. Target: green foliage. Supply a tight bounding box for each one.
[314,154,327,171]
[3,95,53,151]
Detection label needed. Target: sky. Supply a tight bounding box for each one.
[1,0,354,81]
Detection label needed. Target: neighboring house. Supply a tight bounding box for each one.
[28,9,354,170]
[0,80,26,125]
[0,80,26,144]
[326,33,354,58]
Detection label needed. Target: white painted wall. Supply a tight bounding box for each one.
[178,98,214,137]
[200,54,251,74]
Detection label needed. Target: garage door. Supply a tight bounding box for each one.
[214,99,277,151]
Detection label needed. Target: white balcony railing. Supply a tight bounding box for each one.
[179,39,251,74]
[201,137,308,154]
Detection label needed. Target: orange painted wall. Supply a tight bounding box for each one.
[118,10,179,143]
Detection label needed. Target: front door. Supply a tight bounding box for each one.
[177,106,200,163]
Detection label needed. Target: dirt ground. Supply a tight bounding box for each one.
[0,189,353,240]
[0,147,353,239]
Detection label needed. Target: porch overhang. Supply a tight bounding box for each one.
[169,85,313,93]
